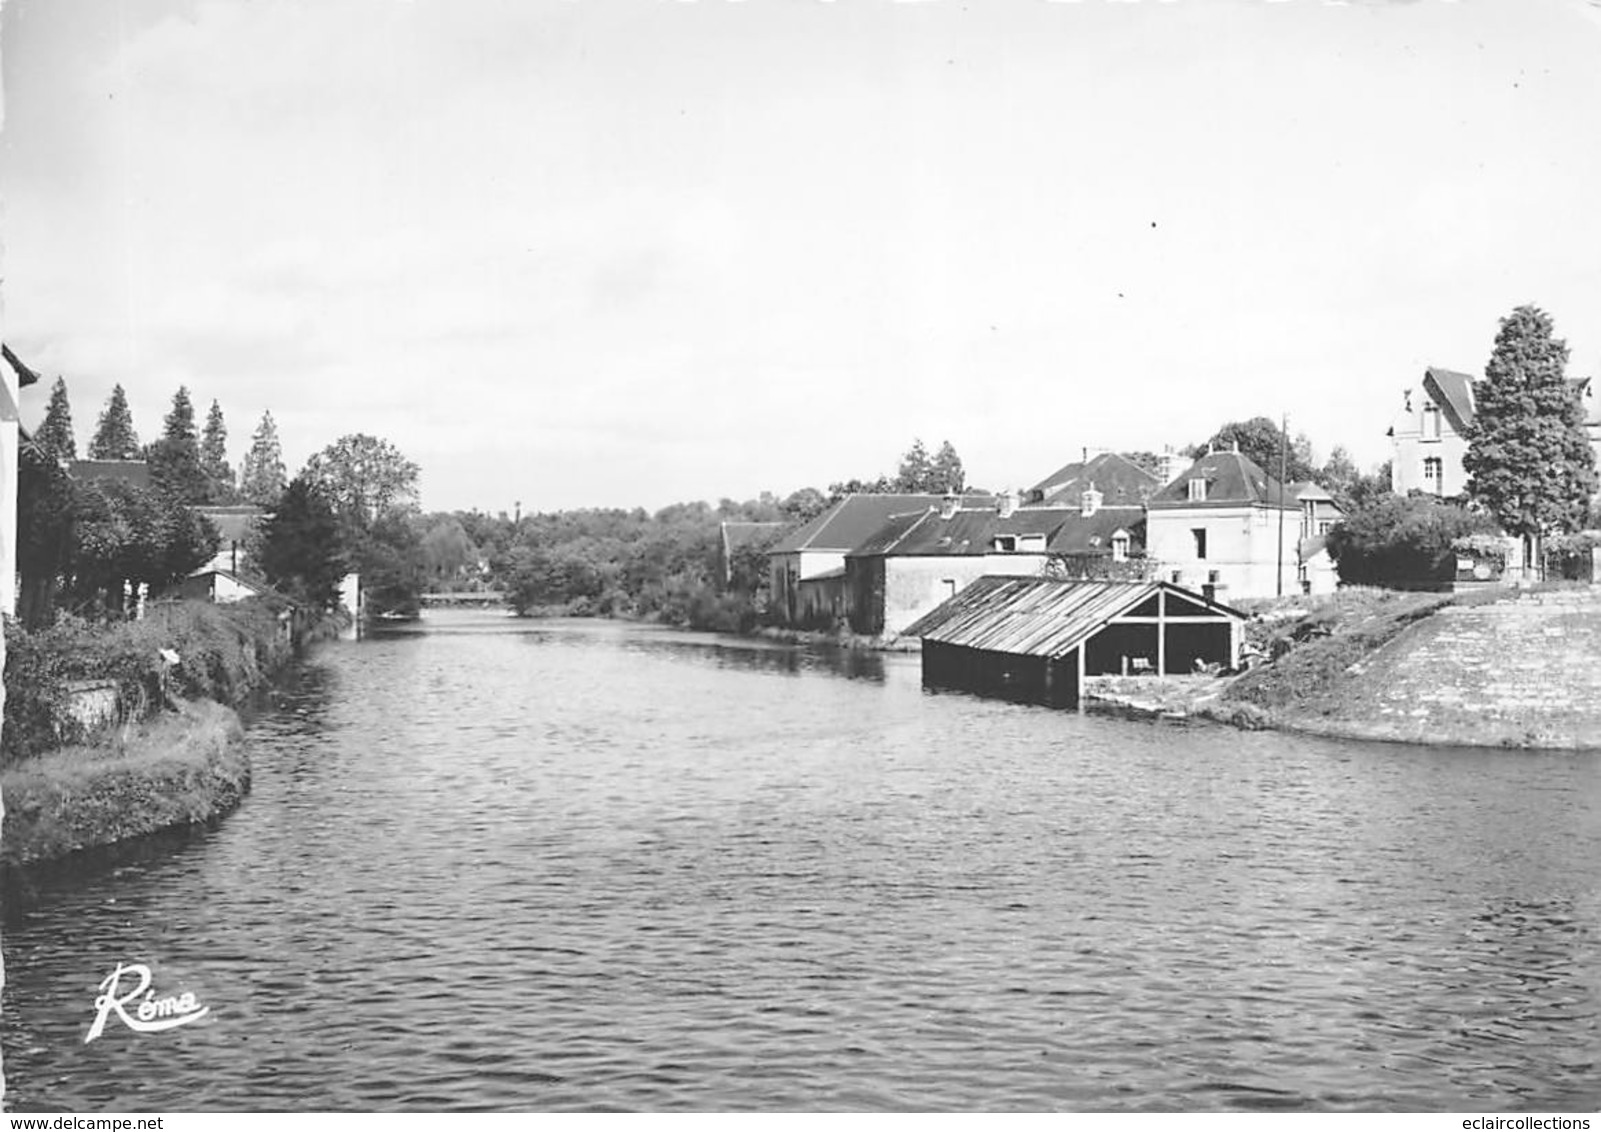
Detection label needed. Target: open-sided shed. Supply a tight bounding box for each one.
[903,576,1246,708]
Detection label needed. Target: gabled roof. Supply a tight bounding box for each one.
[1422,367,1476,434]
[849,506,1075,558]
[195,505,268,544]
[1029,459,1085,496]
[1147,450,1294,510]
[720,520,786,559]
[768,493,948,554]
[1033,452,1160,508]
[904,576,1244,658]
[69,459,152,490]
[1045,508,1146,556]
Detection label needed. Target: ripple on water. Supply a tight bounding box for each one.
[3,613,1599,1112]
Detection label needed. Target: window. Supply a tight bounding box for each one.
[1192,528,1207,559]
[1423,403,1442,440]
[992,535,1017,552]
[1111,530,1130,563]
[1188,477,1208,502]
[1317,520,1335,535]
[1423,456,1443,492]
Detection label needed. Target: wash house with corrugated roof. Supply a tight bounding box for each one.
[904,576,1245,709]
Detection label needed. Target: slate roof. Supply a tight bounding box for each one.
[904,576,1244,658]
[1147,450,1295,510]
[848,506,1076,558]
[196,505,268,544]
[1032,452,1161,508]
[720,520,786,558]
[1046,508,1146,556]
[768,494,949,554]
[1422,367,1476,435]
[68,459,152,490]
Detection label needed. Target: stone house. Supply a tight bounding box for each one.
[1389,366,1601,497]
[1145,448,1301,601]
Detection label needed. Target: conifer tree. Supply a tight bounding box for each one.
[87,383,140,460]
[35,376,78,462]
[200,399,236,502]
[931,440,966,494]
[1464,304,1598,574]
[147,385,209,503]
[240,410,288,507]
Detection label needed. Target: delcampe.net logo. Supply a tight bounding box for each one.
[84,961,209,1043]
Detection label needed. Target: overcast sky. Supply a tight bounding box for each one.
[5,0,1601,513]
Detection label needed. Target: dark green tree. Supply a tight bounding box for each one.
[894,438,933,492]
[930,440,966,493]
[1326,494,1498,588]
[200,399,237,503]
[1463,304,1598,573]
[258,475,348,612]
[15,437,77,627]
[87,383,140,460]
[65,478,219,617]
[239,410,288,507]
[302,433,420,531]
[1189,417,1316,484]
[35,376,78,462]
[147,386,209,504]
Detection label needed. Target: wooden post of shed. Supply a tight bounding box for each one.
[1156,588,1168,676]
[1076,639,1086,710]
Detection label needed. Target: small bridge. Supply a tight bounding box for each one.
[419,591,508,607]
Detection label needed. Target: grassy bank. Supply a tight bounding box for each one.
[2,699,249,867]
[3,599,295,864]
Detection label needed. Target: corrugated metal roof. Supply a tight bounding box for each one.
[904,576,1243,659]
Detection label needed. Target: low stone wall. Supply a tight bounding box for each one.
[1282,588,1601,749]
[1,700,251,866]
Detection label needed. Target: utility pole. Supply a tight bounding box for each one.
[1276,413,1288,597]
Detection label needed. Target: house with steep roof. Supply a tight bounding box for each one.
[1025,450,1162,508]
[1390,366,1601,497]
[1145,448,1301,600]
[767,493,950,626]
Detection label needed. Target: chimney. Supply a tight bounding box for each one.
[940,491,959,520]
[1158,446,1184,485]
[1081,483,1102,517]
[998,488,1019,519]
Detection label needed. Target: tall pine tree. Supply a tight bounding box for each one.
[1463,304,1598,574]
[87,383,140,459]
[35,376,78,462]
[200,399,237,502]
[147,385,209,503]
[240,410,288,506]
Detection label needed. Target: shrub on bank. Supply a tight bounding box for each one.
[3,598,293,766]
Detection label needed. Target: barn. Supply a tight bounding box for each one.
[904,576,1246,708]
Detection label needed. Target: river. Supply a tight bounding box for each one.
[3,611,1598,1111]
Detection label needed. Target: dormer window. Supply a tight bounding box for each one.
[1188,477,1208,502]
[1111,529,1130,563]
[992,535,1018,552]
[1018,533,1046,551]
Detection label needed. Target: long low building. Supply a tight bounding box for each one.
[904,576,1246,709]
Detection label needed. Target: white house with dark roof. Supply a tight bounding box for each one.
[1145,448,1301,600]
[1390,365,1601,497]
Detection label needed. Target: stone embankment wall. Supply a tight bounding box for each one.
[1312,588,1601,748]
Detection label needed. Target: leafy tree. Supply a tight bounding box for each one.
[200,399,237,503]
[35,376,78,462]
[147,386,209,504]
[1325,494,1497,588]
[1188,417,1315,484]
[895,438,934,492]
[87,384,140,460]
[258,475,348,612]
[355,513,427,618]
[240,410,288,506]
[420,516,477,585]
[302,433,420,531]
[15,437,77,627]
[65,478,220,617]
[781,487,828,522]
[1463,304,1598,572]
[930,440,966,493]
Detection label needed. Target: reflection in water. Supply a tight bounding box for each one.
[2,610,1597,1112]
